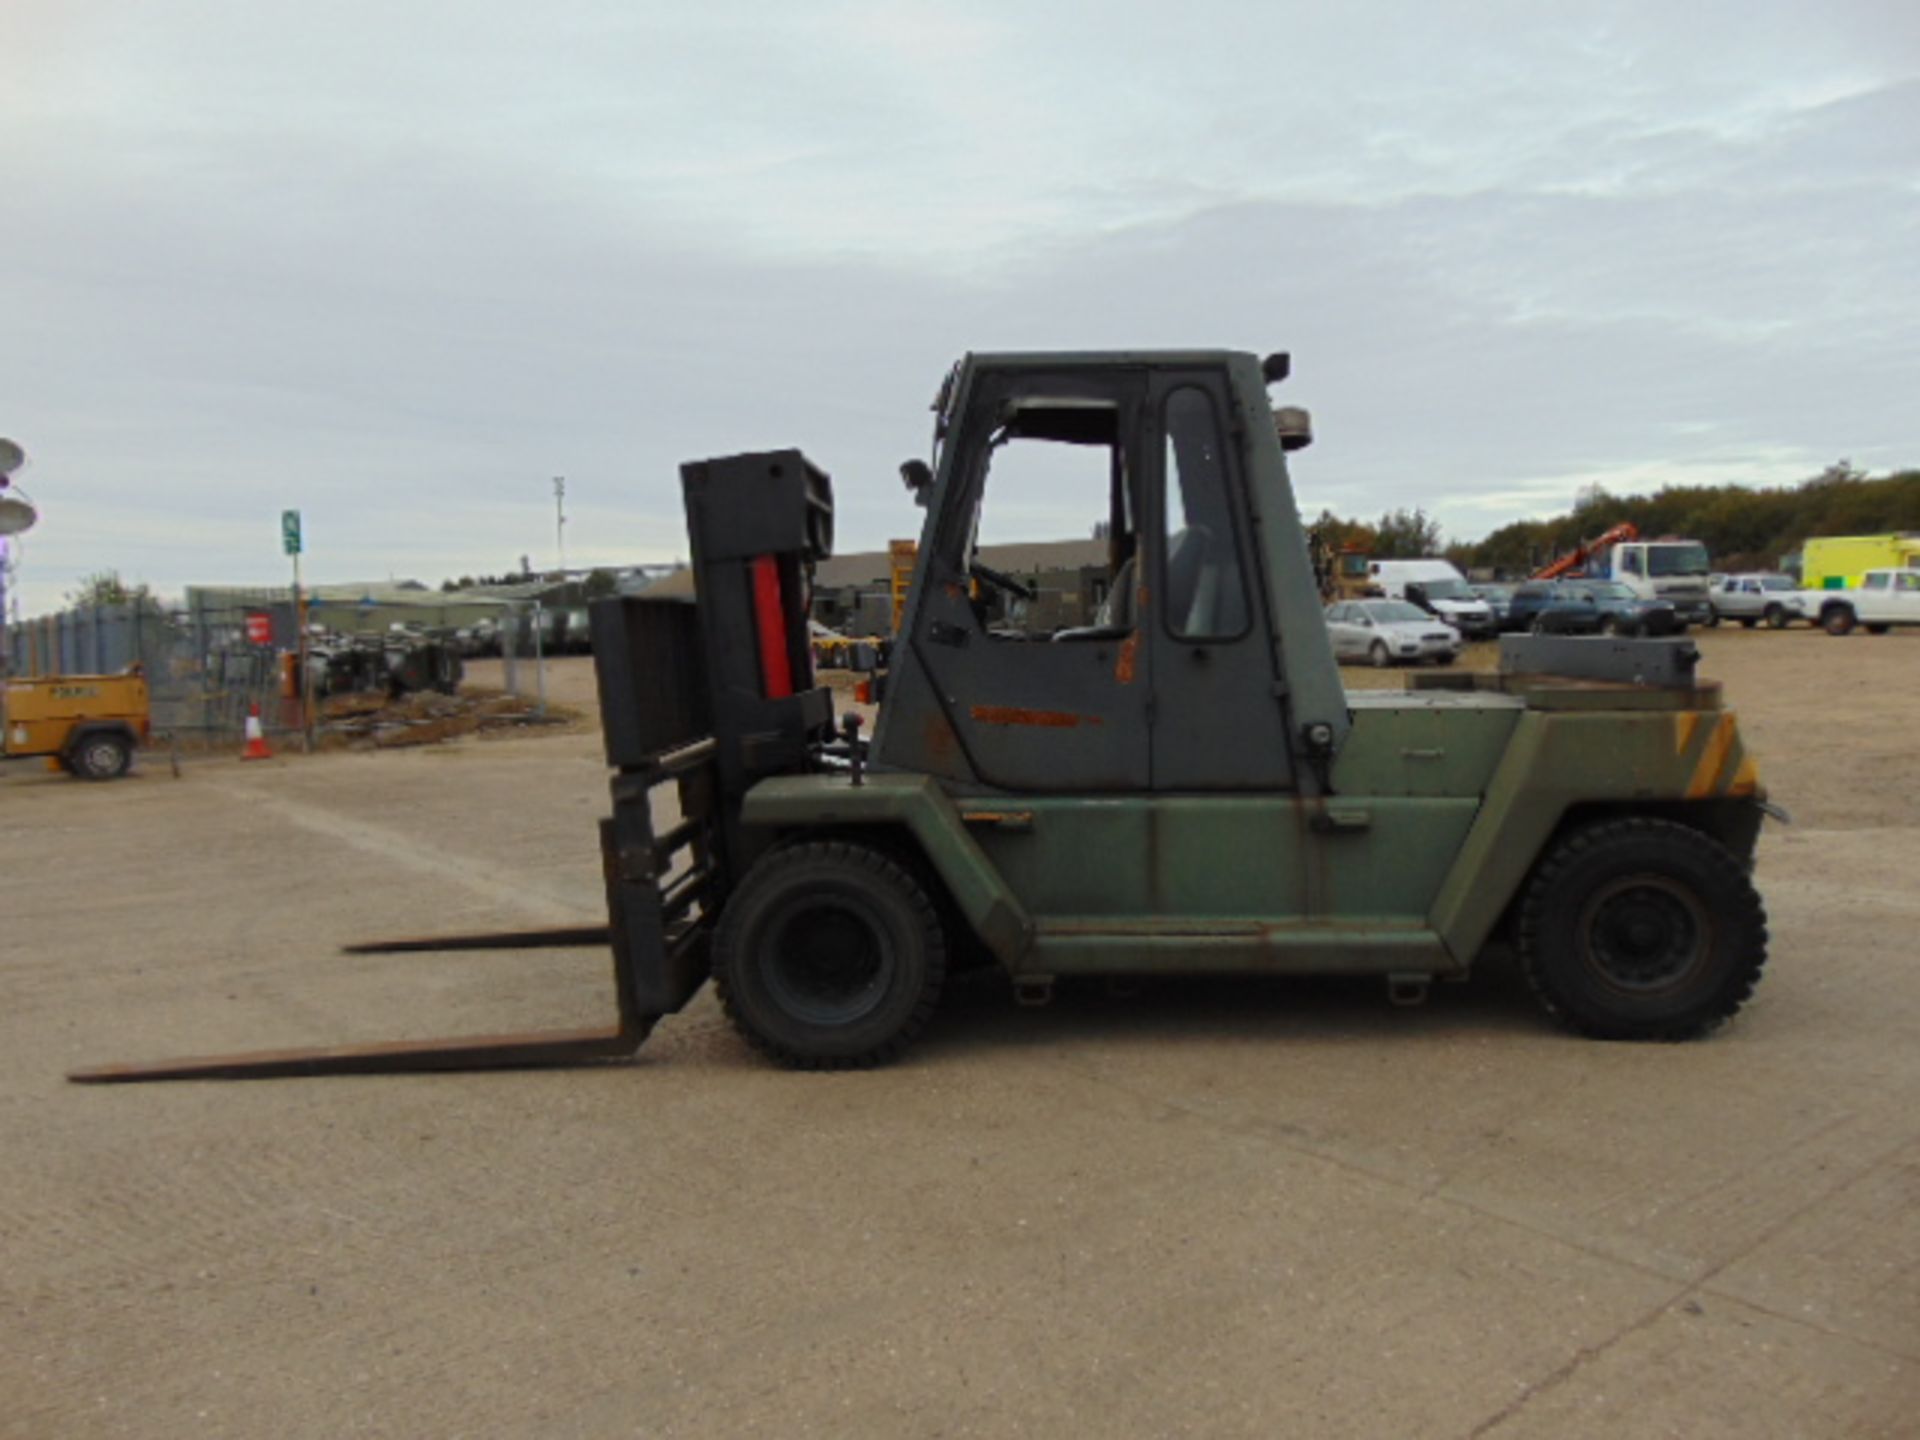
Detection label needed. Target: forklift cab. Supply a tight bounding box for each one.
[874,352,1314,793]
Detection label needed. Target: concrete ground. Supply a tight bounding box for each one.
[4,630,1916,1438]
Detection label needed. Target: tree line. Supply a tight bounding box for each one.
[1311,461,1920,578]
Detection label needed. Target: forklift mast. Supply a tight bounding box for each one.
[590,449,837,1019]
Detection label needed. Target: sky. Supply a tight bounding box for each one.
[2,1,1916,613]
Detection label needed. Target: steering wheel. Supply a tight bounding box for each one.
[968,560,1038,602]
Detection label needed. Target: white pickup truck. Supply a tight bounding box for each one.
[1812,568,1920,636]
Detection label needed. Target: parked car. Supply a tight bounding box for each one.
[1470,582,1517,630]
[1504,580,1560,633]
[1524,580,1684,637]
[1708,573,1813,629]
[1810,568,1920,636]
[1325,599,1461,667]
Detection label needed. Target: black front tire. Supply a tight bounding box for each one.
[1517,818,1767,1041]
[70,732,132,781]
[713,841,946,1069]
[1763,604,1788,630]
[1368,640,1391,668]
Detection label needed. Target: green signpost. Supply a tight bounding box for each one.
[282,509,312,751]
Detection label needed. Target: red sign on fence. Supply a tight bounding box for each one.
[245,612,272,646]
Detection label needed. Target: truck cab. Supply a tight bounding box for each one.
[1590,540,1714,625]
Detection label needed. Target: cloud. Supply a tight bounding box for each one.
[1,1,1915,609]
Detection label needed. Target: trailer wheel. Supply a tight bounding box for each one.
[1517,818,1766,1041]
[714,841,946,1069]
[70,732,132,781]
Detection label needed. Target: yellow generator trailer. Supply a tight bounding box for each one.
[2,671,150,780]
[1802,533,1920,590]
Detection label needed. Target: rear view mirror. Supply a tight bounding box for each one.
[900,459,933,508]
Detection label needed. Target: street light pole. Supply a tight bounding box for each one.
[553,475,567,576]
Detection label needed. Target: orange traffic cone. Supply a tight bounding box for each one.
[241,702,273,761]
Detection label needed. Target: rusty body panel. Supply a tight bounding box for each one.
[968,705,1104,729]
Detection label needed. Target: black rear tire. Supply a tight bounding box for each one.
[70,732,132,781]
[1517,818,1767,1041]
[714,841,946,1069]
[1823,606,1856,636]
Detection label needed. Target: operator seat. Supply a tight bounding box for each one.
[1052,554,1136,641]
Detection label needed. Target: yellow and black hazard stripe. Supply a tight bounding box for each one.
[1673,711,1760,798]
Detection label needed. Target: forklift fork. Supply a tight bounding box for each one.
[68,740,721,1084]
[65,925,656,1083]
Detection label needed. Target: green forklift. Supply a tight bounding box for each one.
[73,350,1773,1082]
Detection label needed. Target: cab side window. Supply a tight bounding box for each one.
[957,395,1131,639]
[1162,387,1249,640]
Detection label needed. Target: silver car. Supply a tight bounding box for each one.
[1326,599,1462,667]
[1708,573,1813,629]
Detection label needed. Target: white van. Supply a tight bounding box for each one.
[1365,559,1497,637]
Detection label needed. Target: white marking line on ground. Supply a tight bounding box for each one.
[205,781,593,923]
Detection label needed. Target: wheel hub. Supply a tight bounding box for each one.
[1582,877,1709,991]
[763,896,894,1026]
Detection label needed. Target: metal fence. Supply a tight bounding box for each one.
[497,601,582,713]
[5,590,590,746]
[6,598,302,748]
